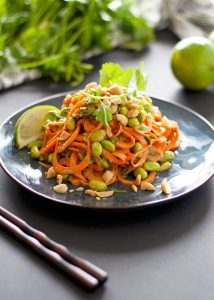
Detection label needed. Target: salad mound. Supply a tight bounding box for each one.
[19,63,180,197]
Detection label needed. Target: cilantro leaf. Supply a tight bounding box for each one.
[94,102,112,127]
[135,62,148,91]
[135,68,148,91]
[100,62,133,87]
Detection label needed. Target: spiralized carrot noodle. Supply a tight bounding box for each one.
[36,82,180,192]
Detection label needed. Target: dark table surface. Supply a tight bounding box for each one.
[0,30,214,300]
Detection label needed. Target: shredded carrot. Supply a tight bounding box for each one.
[38,86,180,193]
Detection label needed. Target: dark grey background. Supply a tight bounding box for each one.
[0,30,214,300]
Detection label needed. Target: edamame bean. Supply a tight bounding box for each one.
[67,117,75,131]
[48,153,54,163]
[161,151,175,162]
[143,161,160,171]
[92,142,102,157]
[159,162,172,172]
[133,142,143,153]
[121,96,127,105]
[134,167,148,179]
[138,110,146,122]
[128,117,140,128]
[119,106,128,116]
[100,158,110,169]
[87,105,96,115]
[101,140,115,152]
[144,103,151,112]
[44,111,59,123]
[89,179,107,191]
[91,130,106,142]
[30,146,40,159]
[95,87,102,96]
[60,106,70,117]
[137,124,149,133]
[27,140,42,150]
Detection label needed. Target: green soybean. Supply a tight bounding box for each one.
[44,111,59,123]
[27,140,42,150]
[128,117,140,128]
[133,142,143,153]
[119,106,128,116]
[91,130,106,142]
[121,96,127,105]
[139,110,146,122]
[92,142,102,157]
[67,117,76,131]
[134,167,148,179]
[143,161,160,172]
[101,140,115,152]
[161,151,175,162]
[89,179,107,191]
[87,105,96,115]
[159,162,172,172]
[60,106,70,117]
[95,86,102,96]
[30,146,40,159]
[100,158,110,169]
[48,153,54,163]
[144,103,151,112]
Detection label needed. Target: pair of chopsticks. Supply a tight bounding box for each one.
[0,207,108,290]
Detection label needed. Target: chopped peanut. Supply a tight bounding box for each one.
[131,184,138,192]
[106,126,113,138]
[53,184,68,193]
[76,187,84,192]
[95,190,114,198]
[46,166,57,179]
[109,84,123,95]
[127,101,138,109]
[116,114,128,126]
[56,174,63,185]
[111,97,121,105]
[85,189,97,196]
[135,174,141,185]
[103,99,111,107]
[140,182,155,191]
[111,104,118,114]
[127,109,139,118]
[161,180,171,194]
[85,82,97,89]
[96,197,101,200]
[59,131,70,141]
[69,189,75,193]
[102,170,114,185]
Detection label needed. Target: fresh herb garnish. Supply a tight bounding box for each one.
[94,102,112,128]
[100,63,133,87]
[100,62,148,92]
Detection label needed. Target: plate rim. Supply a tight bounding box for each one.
[0,92,214,211]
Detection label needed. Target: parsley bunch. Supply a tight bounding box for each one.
[0,0,154,86]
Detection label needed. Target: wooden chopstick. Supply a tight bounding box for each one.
[0,207,108,290]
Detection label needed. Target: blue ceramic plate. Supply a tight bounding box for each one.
[0,93,213,210]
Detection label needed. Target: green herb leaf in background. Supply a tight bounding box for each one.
[0,0,154,86]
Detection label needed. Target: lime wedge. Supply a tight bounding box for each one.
[15,105,60,149]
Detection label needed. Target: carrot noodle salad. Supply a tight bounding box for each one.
[28,63,180,197]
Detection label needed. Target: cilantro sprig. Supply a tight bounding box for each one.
[100,62,148,92]
[80,62,148,128]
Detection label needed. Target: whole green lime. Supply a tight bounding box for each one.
[171,36,214,90]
